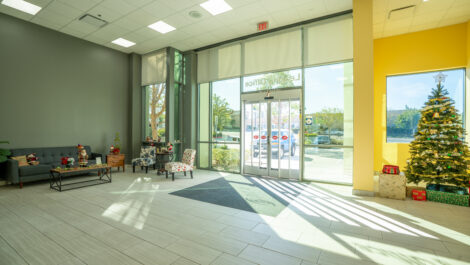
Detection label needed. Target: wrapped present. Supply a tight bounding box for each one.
[379,173,406,200]
[426,189,469,207]
[382,165,400,175]
[412,190,426,201]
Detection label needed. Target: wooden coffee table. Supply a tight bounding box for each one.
[49,164,111,192]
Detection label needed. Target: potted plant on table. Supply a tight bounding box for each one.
[111,132,121,154]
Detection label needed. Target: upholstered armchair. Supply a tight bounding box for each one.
[165,149,196,181]
[132,147,156,173]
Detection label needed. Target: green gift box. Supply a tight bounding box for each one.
[426,190,469,207]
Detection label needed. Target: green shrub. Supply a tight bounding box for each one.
[212,146,239,171]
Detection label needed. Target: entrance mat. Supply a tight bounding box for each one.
[170,175,293,217]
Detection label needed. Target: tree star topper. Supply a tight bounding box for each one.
[433,72,447,84]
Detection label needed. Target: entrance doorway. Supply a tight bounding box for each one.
[242,89,301,179]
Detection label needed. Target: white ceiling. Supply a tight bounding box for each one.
[1,0,468,54]
[0,0,352,54]
[374,0,470,38]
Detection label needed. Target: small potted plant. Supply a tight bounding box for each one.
[112,133,121,154]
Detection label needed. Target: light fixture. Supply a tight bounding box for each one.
[200,0,232,16]
[111,38,135,48]
[1,0,41,15]
[147,21,176,34]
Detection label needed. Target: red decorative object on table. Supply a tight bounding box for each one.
[382,165,400,175]
[412,190,426,201]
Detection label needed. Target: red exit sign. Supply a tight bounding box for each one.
[257,21,268,31]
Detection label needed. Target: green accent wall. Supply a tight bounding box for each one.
[0,13,131,156]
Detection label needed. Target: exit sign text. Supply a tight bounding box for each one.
[257,21,268,31]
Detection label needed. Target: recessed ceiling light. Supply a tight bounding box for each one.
[111,38,135,48]
[200,0,232,16]
[1,0,41,15]
[148,21,176,34]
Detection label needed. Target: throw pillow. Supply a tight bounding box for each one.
[11,156,29,167]
[26,153,39,165]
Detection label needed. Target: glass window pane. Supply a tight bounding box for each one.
[244,103,253,167]
[304,147,353,184]
[144,83,166,142]
[304,62,353,146]
[386,69,465,143]
[198,143,210,168]
[243,69,302,92]
[199,83,210,141]
[212,78,240,142]
[212,143,240,172]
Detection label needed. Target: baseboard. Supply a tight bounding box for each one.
[352,189,375,197]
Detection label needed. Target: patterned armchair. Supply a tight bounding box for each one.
[165,149,196,181]
[132,147,156,173]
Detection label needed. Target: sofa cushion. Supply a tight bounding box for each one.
[11,156,29,167]
[19,164,52,177]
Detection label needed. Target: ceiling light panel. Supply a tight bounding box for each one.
[200,0,232,16]
[1,0,41,15]
[148,21,176,34]
[112,38,135,48]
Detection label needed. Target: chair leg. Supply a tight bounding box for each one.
[190,171,193,179]
[133,165,135,173]
[145,166,148,174]
[141,166,143,170]
[172,173,175,181]
[166,171,168,179]
[184,171,186,176]
[153,163,156,170]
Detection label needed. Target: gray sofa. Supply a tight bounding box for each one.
[6,146,102,188]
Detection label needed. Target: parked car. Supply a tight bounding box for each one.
[312,135,331,145]
[253,130,296,158]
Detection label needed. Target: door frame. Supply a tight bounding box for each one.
[241,87,302,180]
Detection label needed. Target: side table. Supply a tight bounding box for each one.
[107,154,125,172]
[156,151,174,175]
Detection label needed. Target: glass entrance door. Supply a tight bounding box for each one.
[243,90,301,179]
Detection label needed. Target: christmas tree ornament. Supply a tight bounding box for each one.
[432,112,440,118]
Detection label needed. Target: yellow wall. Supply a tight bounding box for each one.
[374,23,468,172]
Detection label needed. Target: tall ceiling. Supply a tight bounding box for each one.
[374,0,470,38]
[0,0,352,54]
[1,0,469,55]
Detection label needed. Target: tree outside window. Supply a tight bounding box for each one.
[145,83,166,141]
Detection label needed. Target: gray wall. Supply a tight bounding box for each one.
[0,13,130,156]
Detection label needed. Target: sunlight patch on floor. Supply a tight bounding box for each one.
[101,177,157,230]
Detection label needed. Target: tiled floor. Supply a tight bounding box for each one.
[0,169,469,265]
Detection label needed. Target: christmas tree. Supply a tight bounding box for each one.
[405,73,470,187]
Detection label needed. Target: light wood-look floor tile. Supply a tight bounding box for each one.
[0,169,468,265]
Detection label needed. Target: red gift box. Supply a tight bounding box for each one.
[382,165,400,174]
[412,190,426,201]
